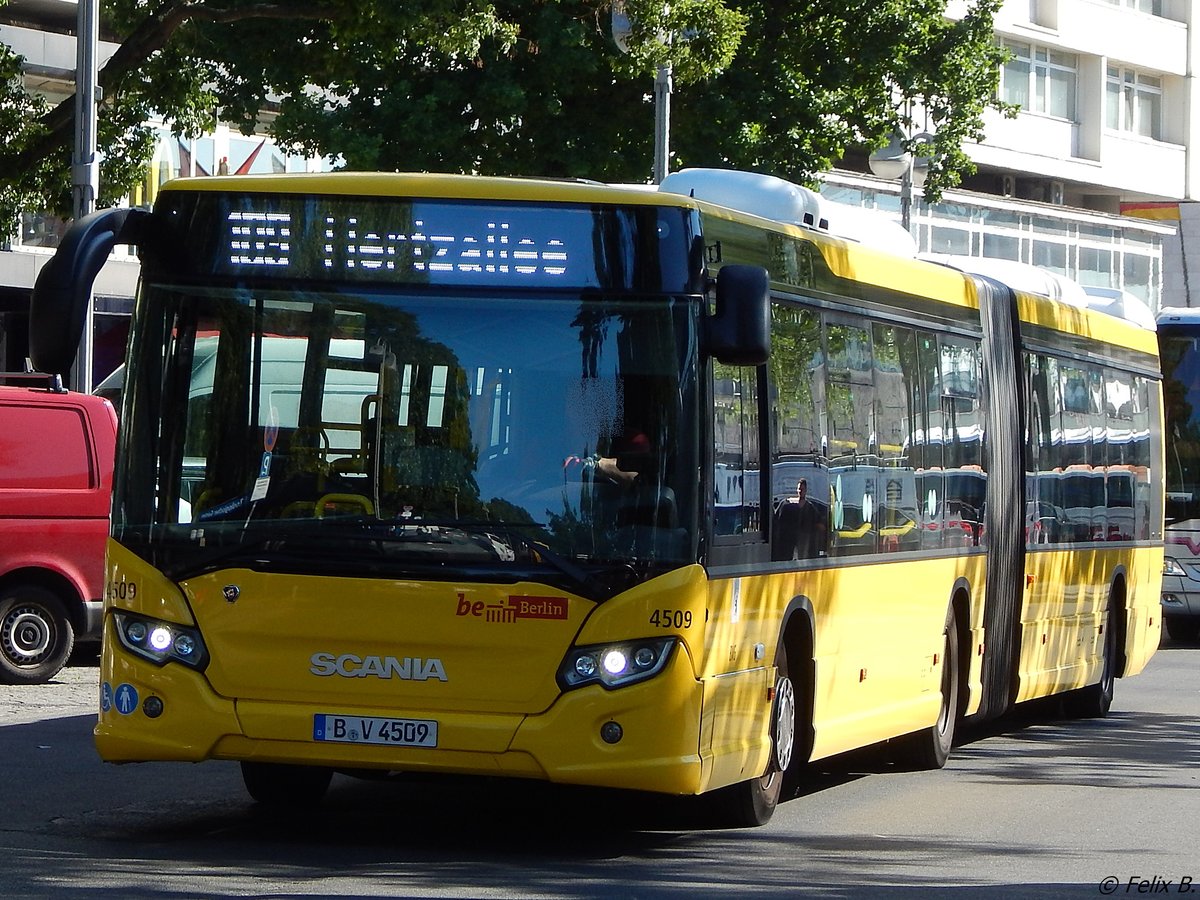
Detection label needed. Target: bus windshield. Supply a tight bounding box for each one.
[115,283,701,598]
[1160,325,1200,523]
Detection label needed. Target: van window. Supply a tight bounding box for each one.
[0,406,94,490]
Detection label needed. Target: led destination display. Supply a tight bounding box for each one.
[153,191,698,293]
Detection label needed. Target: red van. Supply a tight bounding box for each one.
[0,374,116,683]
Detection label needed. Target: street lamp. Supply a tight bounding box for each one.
[71,0,100,392]
[868,132,932,234]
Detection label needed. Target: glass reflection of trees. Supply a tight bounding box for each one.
[764,302,987,562]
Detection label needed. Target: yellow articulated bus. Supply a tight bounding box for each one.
[30,169,1163,827]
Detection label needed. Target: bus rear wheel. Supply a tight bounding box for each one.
[706,650,797,828]
[895,605,960,770]
[1064,602,1118,718]
[0,584,75,685]
[241,762,332,807]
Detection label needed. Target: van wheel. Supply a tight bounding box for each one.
[0,585,76,685]
[241,762,332,807]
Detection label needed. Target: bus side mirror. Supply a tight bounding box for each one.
[30,208,150,376]
[705,264,771,366]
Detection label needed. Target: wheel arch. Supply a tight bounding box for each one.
[1108,566,1130,679]
[776,595,817,764]
[948,576,973,720]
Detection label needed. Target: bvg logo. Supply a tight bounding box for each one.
[456,592,568,623]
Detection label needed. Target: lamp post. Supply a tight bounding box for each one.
[71,0,99,391]
[868,132,932,234]
[613,1,673,185]
[652,62,672,185]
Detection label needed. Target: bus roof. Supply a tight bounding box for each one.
[1157,307,1200,326]
[156,169,1156,357]
[159,172,694,209]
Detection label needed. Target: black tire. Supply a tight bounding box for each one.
[241,762,332,807]
[1164,616,1200,644]
[0,584,76,685]
[705,649,797,828]
[895,605,960,770]
[1064,602,1118,719]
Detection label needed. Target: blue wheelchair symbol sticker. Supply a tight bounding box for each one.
[114,683,139,716]
[100,682,113,713]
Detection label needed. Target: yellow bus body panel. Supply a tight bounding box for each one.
[1017,542,1162,702]
[702,553,987,767]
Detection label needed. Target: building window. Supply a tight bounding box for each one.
[1001,41,1077,120]
[1106,66,1162,139]
[1102,0,1163,15]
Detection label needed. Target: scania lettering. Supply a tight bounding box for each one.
[309,653,448,681]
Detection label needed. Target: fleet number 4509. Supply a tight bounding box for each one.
[108,581,137,601]
[649,609,692,629]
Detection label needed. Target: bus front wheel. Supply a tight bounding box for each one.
[241,762,332,807]
[705,650,797,827]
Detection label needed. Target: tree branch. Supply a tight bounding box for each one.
[4,2,338,183]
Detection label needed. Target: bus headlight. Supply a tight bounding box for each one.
[1164,557,1188,577]
[113,612,209,670]
[558,638,676,691]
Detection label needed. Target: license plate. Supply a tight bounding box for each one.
[313,714,438,747]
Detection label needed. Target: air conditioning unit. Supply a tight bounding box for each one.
[1000,174,1016,197]
[1049,180,1066,205]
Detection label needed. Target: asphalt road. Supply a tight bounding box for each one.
[1,637,1197,898]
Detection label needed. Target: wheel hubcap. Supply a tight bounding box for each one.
[773,676,796,771]
[2,606,53,663]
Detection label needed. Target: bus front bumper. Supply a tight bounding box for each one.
[94,641,705,796]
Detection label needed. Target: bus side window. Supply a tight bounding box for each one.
[768,304,826,560]
[713,362,762,537]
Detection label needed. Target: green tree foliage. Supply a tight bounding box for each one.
[671,0,1008,197]
[0,0,50,233]
[0,0,1005,230]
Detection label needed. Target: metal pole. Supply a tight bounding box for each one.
[71,0,99,391]
[652,62,672,184]
[900,162,913,235]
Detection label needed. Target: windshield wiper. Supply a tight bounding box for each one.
[154,520,332,580]
[152,517,636,601]
[332,518,626,601]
